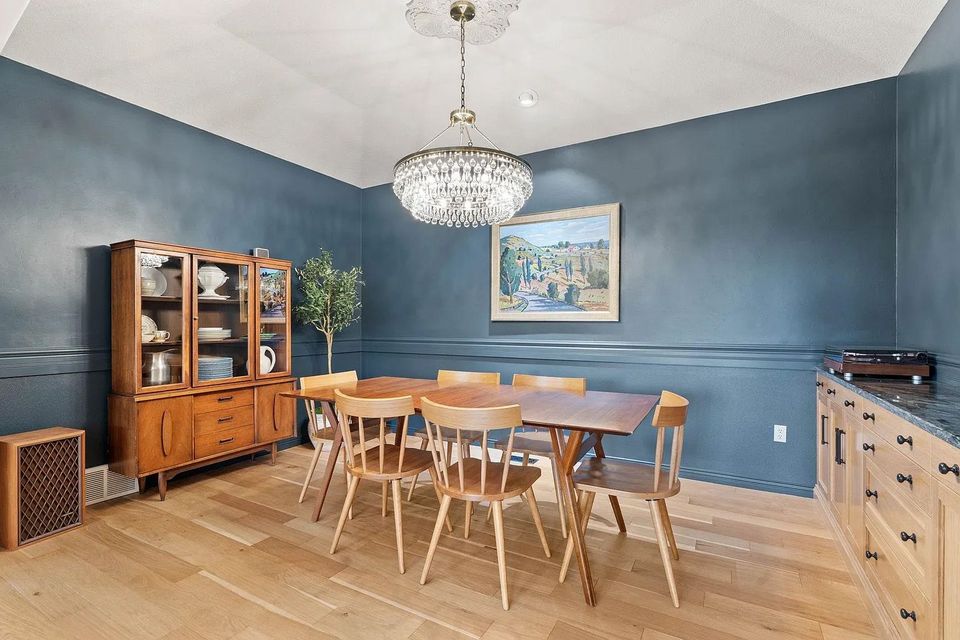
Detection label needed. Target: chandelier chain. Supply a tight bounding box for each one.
[459,16,466,111]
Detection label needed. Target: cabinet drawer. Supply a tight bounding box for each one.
[863,516,932,640]
[860,427,933,514]
[195,425,255,459]
[195,405,254,436]
[835,387,861,418]
[863,461,933,590]
[194,389,254,414]
[859,400,931,469]
[930,434,960,495]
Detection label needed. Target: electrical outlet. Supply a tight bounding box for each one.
[774,424,788,443]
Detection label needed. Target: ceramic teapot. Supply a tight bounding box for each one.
[259,345,276,374]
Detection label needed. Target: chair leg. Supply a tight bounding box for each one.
[559,490,595,583]
[426,467,454,533]
[464,500,472,539]
[525,488,551,558]
[298,442,324,503]
[330,475,360,554]
[420,493,453,585]
[341,447,354,520]
[658,499,680,560]
[649,499,680,607]
[381,481,388,517]
[391,480,405,574]
[550,458,568,539]
[406,439,428,501]
[491,500,510,611]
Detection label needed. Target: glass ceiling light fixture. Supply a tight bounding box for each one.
[393,1,533,228]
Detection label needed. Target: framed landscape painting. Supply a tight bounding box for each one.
[491,203,620,321]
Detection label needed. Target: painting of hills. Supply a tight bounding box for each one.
[490,204,620,321]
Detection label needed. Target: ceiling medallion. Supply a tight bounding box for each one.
[393,1,533,228]
[404,0,520,45]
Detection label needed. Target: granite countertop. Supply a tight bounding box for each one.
[819,367,960,449]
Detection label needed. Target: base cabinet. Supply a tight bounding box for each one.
[815,372,958,640]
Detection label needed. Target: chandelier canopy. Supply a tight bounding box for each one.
[393,1,533,228]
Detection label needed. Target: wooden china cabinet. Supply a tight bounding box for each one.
[107,240,296,499]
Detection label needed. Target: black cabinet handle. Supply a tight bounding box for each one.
[816,381,823,387]
[899,609,917,622]
[218,437,235,445]
[900,531,917,544]
[217,415,234,423]
[834,428,846,465]
[844,399,855,408]
[864,549,878,560]
[862,412,875,421]
[896,473,913,485]
[865,488,878,499]
[862,442,875,452]
[939,462,960,476]
[820,415,828,445]
[827,388,836,395]
[896,434,913,447]
[217,395,234,403]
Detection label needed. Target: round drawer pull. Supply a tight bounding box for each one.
[896,473,913,485]
[816,381,823,388]
[827,388,836,395]
[862,442,875,452]
[939,462,960,476]
[844,399,855,408]
[862,412,875,422]
[865,488,878,499]
[900,531,917,544]
[864,549,878,560]
[896,434,913,446]
[899,609,917,622]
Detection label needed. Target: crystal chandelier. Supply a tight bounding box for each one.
[393,1,533,228]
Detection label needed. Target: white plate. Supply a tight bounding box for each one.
[141,267,167,297]
[141,315,157,335]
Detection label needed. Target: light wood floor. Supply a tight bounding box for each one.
[0,444,879,640]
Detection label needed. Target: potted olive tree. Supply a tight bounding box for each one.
[295,249,363,374]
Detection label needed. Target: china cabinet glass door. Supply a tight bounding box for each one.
[193,256,254,386]
[255,264,291,378]
[138,249,189,391]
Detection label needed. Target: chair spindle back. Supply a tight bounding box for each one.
[437,370,501,386]
[512,373,586,393]
[650,390,689,492]
[421,398,522,497]
[333,389,414,476]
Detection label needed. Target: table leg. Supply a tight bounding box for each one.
[311,400,344,522]
[549,428,596,606]
[592,437,627,533]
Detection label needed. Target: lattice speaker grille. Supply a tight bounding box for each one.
[18,436,82,545]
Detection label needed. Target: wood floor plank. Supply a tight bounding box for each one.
[0,445,881,640]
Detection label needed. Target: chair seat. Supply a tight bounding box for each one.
[314,423,382,444]
[349,445,434,481]
[410,425,484,443]
[438,459,541,502]
[493,430,556,457]
[572,458,680,500]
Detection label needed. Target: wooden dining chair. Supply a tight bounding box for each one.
[489,373,586,539]
[406,369,501,501]
[558,390,689,608]
[419,397,551,610]
[329,389,447,574]
[297,371,381,504]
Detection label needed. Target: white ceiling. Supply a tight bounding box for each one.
[2,0,947,187]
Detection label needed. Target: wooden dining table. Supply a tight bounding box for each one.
[281,376,659,606]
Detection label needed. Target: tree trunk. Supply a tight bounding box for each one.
[326,332,334,374]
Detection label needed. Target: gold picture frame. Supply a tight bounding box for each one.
[491,203,620,322]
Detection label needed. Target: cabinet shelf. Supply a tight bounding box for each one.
[141,295,183,303]
[197,297,242,304]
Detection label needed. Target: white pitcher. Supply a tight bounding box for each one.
[259,345,276,374]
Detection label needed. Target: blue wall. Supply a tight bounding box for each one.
[0,58,363,465]
[896,0,960,381]
[361,80,899,496]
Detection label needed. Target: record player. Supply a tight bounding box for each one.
[824,347,930,382]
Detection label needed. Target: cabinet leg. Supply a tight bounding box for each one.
[137,476,148,494]
[271,443,278,465]
[158,472,168,501]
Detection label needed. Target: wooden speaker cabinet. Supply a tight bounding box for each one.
[0,427,85,550]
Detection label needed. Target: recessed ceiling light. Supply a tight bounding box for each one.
[518,90,539,108]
